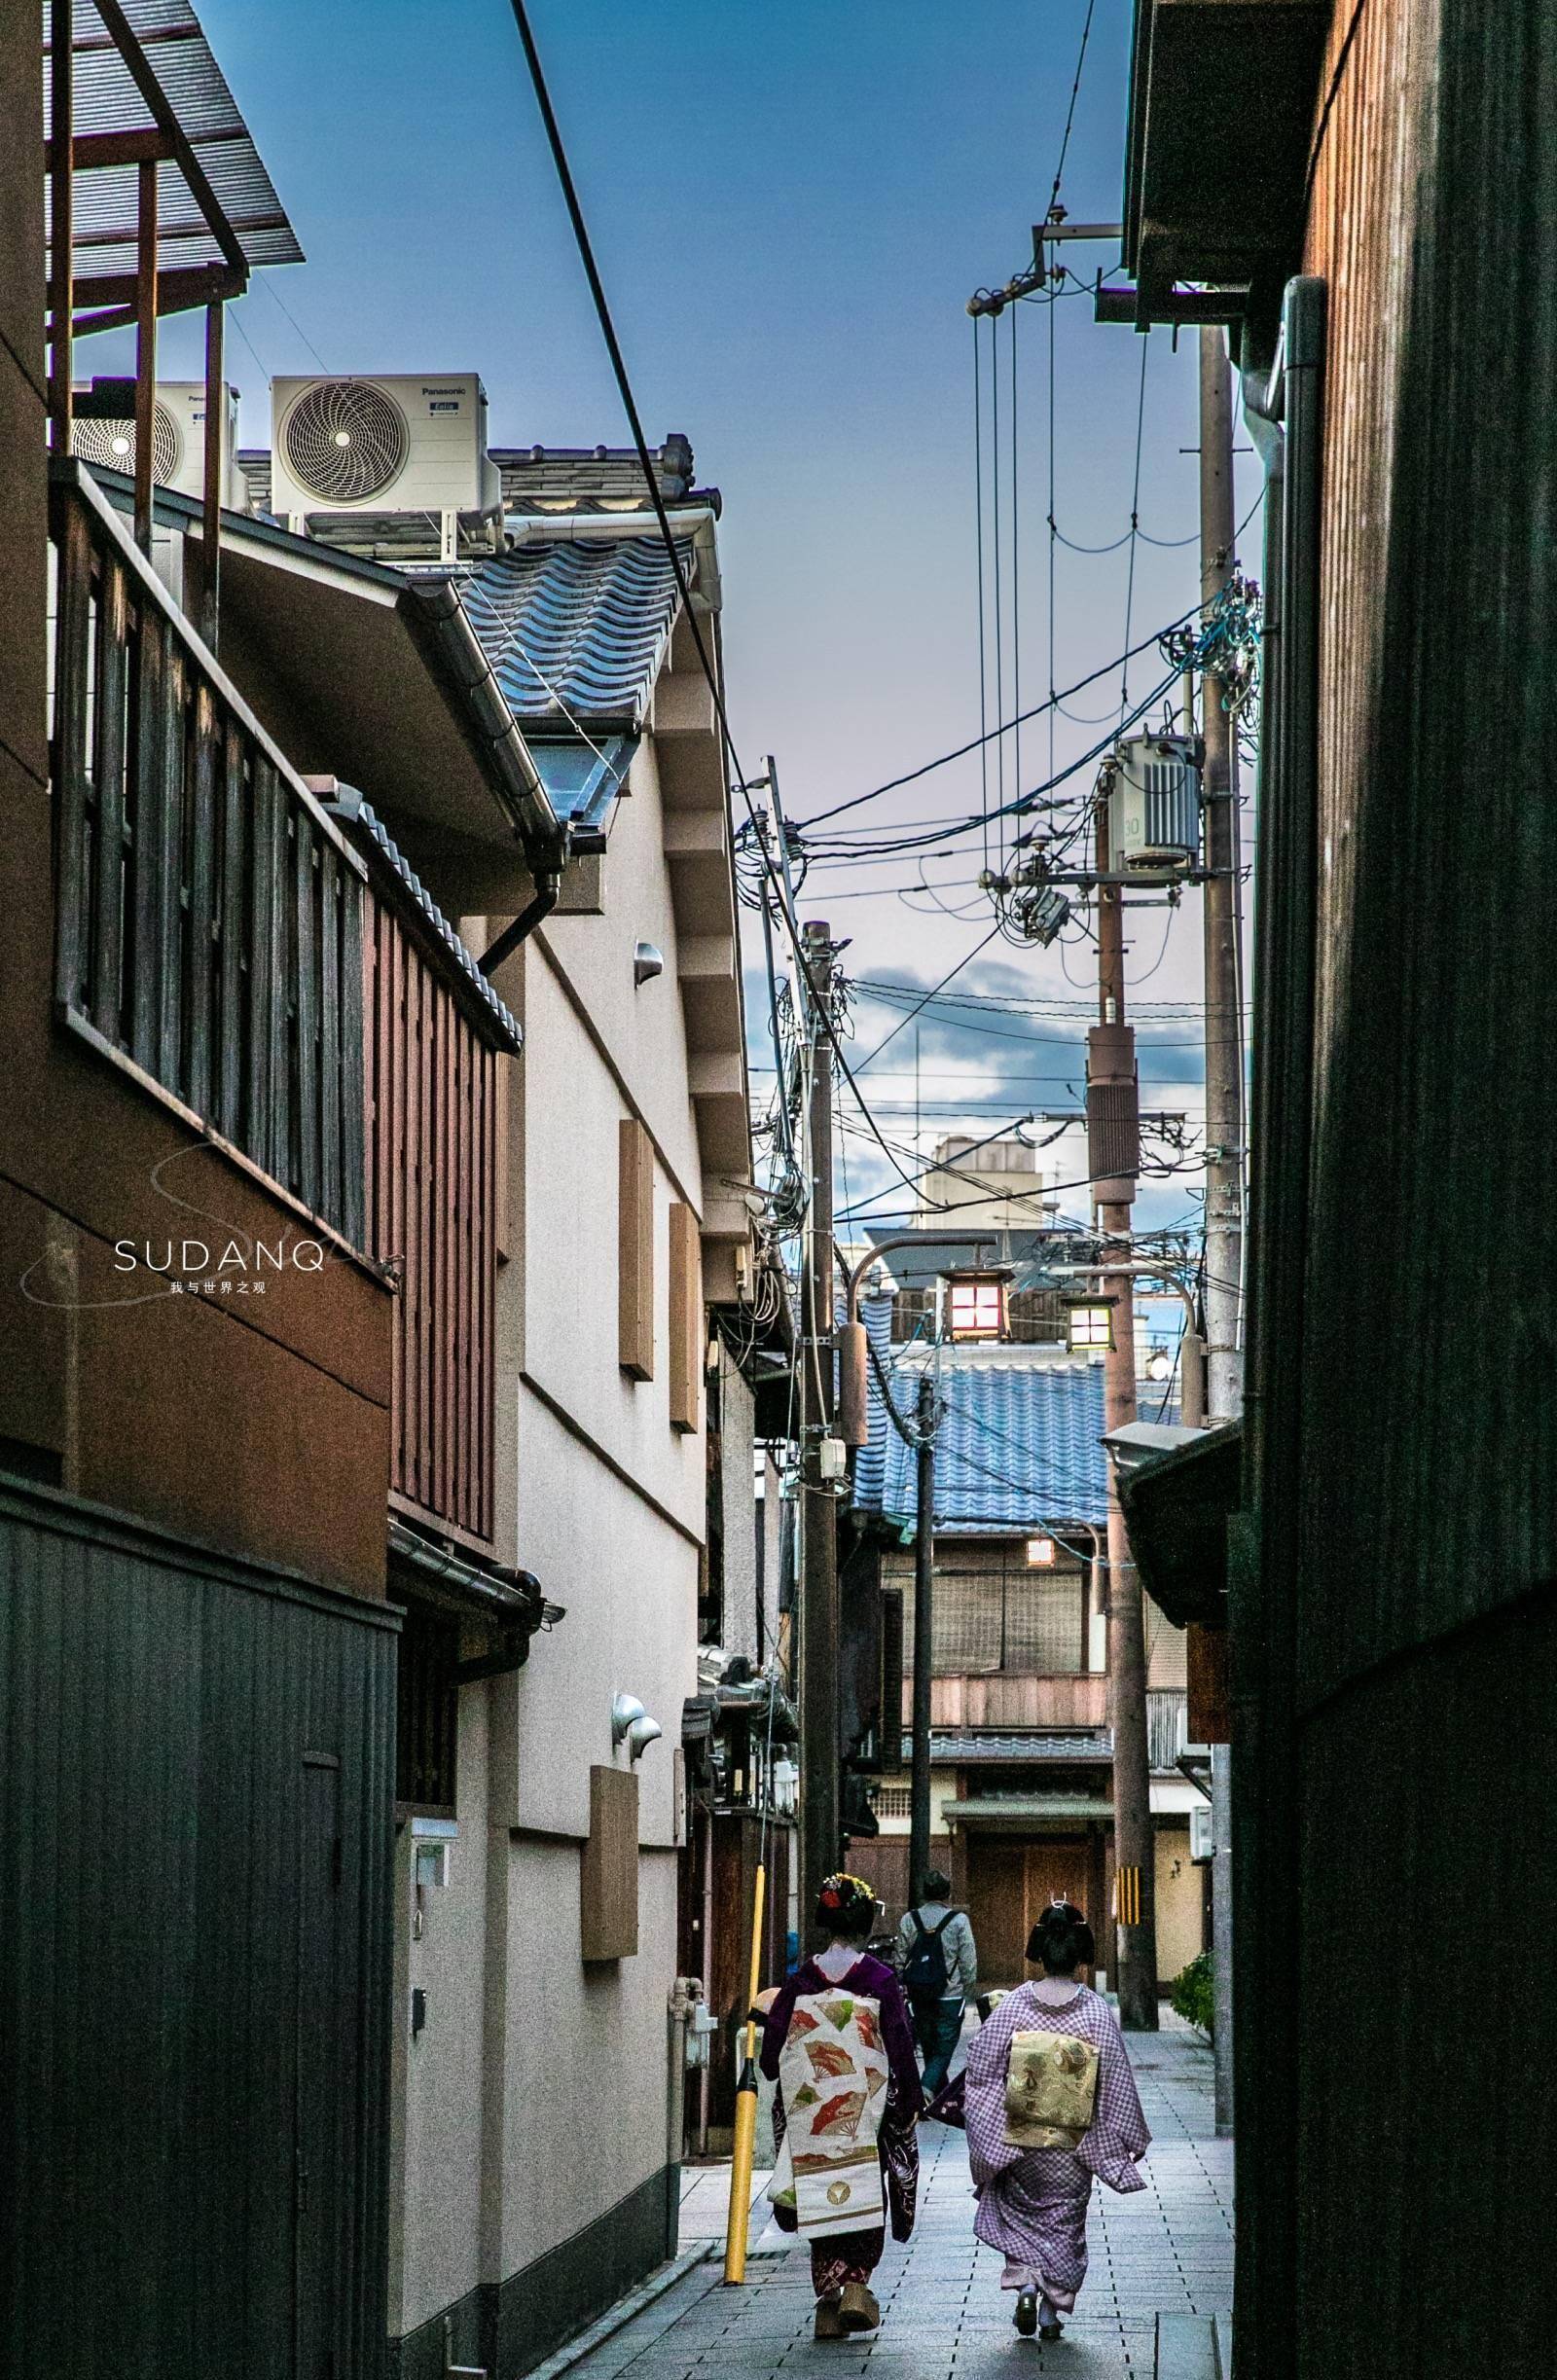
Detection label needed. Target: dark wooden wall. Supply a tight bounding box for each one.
[0,1477,397,2380]
[1237,7,1557,2374]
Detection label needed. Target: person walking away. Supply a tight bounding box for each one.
[898,1868,977,2100]
[762,1873,923,2340]
[962,1901,1149,2343]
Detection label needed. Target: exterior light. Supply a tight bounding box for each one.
[771,1757,799,1816]
[948,1275,1005,1341]
[1146,1349,1173,1382]
[1067,1301,1112,1351]
[1026,1535,1058,1568]
[634,940,665,986]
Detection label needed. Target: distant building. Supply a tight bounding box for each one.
[843,1275,1207,1993]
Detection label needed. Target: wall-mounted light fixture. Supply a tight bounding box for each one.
[634,941,665,987]
[612,1692,663,1760]
[1026,1535,1058,1569]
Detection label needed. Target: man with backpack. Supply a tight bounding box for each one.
[897,1869,978,2099]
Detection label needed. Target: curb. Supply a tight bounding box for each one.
[522,2243,715,2380]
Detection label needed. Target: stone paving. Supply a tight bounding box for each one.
[593,2027,1232,2380]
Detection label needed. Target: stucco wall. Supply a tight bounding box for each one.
[387,709,715,2339]
[390,1690,491,2340]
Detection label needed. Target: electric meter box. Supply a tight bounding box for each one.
[1108,733,1203,881]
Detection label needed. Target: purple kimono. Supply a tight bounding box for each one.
[962,1981,1149,2311]
[761,1953,923,2295]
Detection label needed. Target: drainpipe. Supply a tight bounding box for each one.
[409,576,571,973]
[477,871,561,977]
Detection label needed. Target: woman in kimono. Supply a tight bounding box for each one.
[963,1902,1149,2342]
[760,1872,923,2340]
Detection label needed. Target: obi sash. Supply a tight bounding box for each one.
[769,1989,888,2237]
[1003,2027,1100,2152]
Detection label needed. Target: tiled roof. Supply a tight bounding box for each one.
[911,1729,1113,1763]
[856,1297,1110,1534]
[333,797,522,1054]
[492,436,698,509]
[455,534,694,727]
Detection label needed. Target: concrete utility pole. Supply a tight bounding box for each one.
[908,1372,937,1901]
[1093,811,1158,2031]
[1199,328,1245,2135]
[799,919,841,1941]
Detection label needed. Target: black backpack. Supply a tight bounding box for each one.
[903,1909,958,2003]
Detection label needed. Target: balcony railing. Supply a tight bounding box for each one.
[49,461,366,1244]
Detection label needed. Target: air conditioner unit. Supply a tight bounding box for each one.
[1107,732,1203,881]
[269,374,502,559]
[1189,1803,1214,1863]
[71,380,245,510]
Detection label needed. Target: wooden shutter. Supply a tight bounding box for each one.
[580,1766,639,1961]
[618,1118,655,1379]
[669,1202,702,1433]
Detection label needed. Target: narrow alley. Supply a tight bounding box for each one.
[551,2030,1229,2380]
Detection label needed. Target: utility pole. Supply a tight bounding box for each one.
[1092,806,1158,2031]
[799,918,841,1941]
[908,1372,937,1902]
[1199,328,1245,2134]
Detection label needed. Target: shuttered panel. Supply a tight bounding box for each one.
[618,1117,655,1381]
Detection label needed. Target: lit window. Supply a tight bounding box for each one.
[1026,1536,1058,1568]
[949,1279,1004,1340]
[1067,1301,1112,1351]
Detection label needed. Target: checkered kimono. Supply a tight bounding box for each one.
[963,1982,1149,2311]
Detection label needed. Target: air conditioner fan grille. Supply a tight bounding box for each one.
[283,380,408,504]
[72,402,182,485]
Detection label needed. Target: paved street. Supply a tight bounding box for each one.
[597,2029,1230,2380]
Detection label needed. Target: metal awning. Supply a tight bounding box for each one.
[1117,1420,1242,1630]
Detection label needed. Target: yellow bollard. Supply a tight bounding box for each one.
[722,1861,767,2285]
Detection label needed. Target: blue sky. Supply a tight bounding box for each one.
[136,0,1262,1240]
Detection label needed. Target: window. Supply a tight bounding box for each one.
[887,1548,1086,1676]
[618,1116,655,1379]
[1008,1288,1065,1344]
[890,1287,934,1344]
[948,1278,1004,1341]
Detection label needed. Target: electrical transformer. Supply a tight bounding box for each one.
[1107,732,1203,880]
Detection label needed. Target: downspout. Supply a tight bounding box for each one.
[408,577,571,977]
[477,873,561,978]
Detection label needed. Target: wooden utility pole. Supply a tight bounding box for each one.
[1199,328,1246,2133]
[799,919,841,1940]
[908,1371,937,1901]
[1092,808,1158,2030]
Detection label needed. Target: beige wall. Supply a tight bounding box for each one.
[389,714,723,2334]
[389,1689,492,2340]
[1154,1823,1204,1984]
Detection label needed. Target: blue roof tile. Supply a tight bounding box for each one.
[456,533,693,726]
[854,1291,1186,1538]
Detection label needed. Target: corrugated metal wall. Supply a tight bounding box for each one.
[0,1475,398,2380]
[1239,4,1557,2373]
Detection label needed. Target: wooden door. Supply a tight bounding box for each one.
[964,1839,1027,1985]
[1023,1840,1094,1982]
